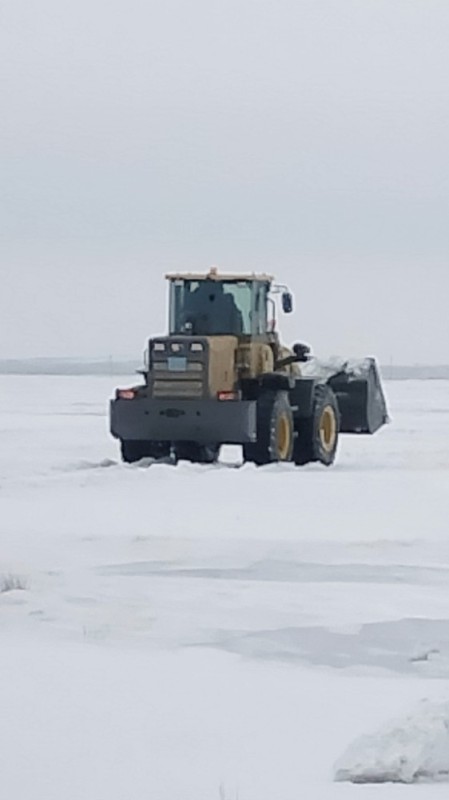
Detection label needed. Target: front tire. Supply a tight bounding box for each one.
[293,384,339,466]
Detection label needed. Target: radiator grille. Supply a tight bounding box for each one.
[150,338,207,398]
[152,380,203,398]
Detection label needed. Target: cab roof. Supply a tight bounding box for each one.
[165,267,274,283]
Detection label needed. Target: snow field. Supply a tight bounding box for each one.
[1,376,449,798]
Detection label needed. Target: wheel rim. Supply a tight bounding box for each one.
[277,412,291,460]
[319,406,337,453]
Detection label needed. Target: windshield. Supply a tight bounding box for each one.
[170,280,253,335]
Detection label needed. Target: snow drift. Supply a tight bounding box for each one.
[334,700,449,784]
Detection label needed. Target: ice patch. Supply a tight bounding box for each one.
[334,700,449,783]
[206,618,449,675]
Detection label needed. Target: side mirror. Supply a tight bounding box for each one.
[282,292,293,313]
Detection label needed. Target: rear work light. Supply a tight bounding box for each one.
[116,389,136,400]
[217,391,239,401]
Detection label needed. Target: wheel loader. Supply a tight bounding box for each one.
[110,268,388,466]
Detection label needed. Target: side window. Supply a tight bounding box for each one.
[223,283,252,334]
[171,281,199,332]
[254,284,268,334]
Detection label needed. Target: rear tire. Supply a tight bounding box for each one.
[293,384,339,466]
[243,390,294,465]
[120,440,170,463]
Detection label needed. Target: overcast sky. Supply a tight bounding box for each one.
[1,0,448,363]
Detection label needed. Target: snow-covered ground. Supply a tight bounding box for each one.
[1,376,449,799]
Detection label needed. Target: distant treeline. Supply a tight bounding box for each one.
[0,359,140,376]
[1,358,449,380]
[380,365,449,380]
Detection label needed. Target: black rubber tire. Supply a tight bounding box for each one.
[174,442,221,464]
[293,384,339,466]
[243,390,294,465]
[120,440,170,463]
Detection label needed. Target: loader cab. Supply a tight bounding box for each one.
[167,272,273,337]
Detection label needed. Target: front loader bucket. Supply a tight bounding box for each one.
[327,358,389,434]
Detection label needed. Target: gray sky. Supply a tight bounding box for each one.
[1,0,448,363]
